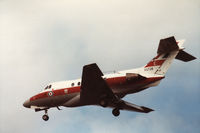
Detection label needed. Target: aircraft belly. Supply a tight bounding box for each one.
[111,79,161,95]
[62,93,82,107]
[143,80,161,88]
[30,93,78,107]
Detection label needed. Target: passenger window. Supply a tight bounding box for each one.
[71,83,74,87]
[78,82,81,86]
[49,85,52,88]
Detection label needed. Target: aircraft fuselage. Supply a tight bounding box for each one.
[23,74,163,108]
[23,36,196,121]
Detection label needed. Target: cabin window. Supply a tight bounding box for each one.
[71,83,74,87]
[49,85,52,88]
[78,82,81,86]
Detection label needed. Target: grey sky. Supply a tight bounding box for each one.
[0,0,199,133]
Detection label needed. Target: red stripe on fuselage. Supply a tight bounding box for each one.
[106,76,126,86]
[30,87,81,101]
[30,76,163,101]
[153,54,161,60]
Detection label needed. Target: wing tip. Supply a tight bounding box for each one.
[82,63,104,77]
[141,106,154,113]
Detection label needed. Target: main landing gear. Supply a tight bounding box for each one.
[100,100,120,117]
[99,97,121,117]
[112,108,120,117]
[99,99,108,108]
[42,109,49,121]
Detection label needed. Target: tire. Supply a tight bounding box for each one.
[112,108,120,117]
[42,114,49,121]
[99,99,108,107]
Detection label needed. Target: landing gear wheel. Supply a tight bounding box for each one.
[42,109,49,121]
[112,108,120,117]
[99,99,108,107]
[42,114,49,121]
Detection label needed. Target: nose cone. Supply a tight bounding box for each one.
[23,99,30,108]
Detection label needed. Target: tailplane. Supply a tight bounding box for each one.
[143,36,196,76]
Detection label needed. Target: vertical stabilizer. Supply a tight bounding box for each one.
[142,36,196,76]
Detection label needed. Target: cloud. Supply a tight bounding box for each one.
[0,0,199,133]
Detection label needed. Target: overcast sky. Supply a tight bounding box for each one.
[0,0,200,133]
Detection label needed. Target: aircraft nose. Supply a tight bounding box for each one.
[23,99,30,108]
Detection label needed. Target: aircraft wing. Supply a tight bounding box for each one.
[80,63,118,105]
[119,100,154,113]
[80,63,153,113]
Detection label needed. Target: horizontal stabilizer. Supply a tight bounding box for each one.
[157,36,179,54]
[176,50,196,62]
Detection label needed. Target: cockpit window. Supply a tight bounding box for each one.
[44,85,52,90]
[44,86,48,90]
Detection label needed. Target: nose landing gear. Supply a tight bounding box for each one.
[42,114,49,121]
[42,109,49,121]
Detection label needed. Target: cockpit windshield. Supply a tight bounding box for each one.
[44,85,52,90]
[44,86,48,90]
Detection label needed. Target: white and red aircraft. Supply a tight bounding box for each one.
[23,36,196,121]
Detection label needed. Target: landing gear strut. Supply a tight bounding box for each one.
[112,108,120,117]
[42,109,49,121]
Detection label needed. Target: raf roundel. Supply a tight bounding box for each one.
[48,91,54,97]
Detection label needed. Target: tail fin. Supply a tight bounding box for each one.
[143,36,196,76]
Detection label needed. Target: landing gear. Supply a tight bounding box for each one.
[99,99,108,107]
[112,108,120,117]
[42,114,49,121]
[42,109,49,121]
